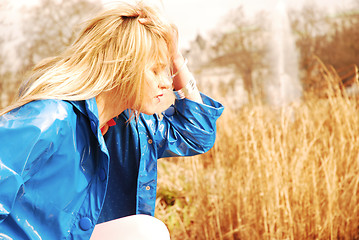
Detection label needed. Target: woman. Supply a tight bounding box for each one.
[0,2,224,239]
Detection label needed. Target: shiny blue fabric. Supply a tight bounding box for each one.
[0,93,224,239]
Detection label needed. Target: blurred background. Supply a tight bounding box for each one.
[1,0,359,239]
[1,0,358,108]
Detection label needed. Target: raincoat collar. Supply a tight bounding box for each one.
[69,97,99,122]
[68,97,110,156]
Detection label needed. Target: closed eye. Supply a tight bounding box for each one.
[152,63,169,75]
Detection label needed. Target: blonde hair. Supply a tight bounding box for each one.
[1,1,174,116]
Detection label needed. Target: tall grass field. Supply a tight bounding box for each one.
[156,72,359,239]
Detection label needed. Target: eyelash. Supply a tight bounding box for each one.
[152,67,170,77]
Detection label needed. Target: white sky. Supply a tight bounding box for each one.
[160,0,355,49]
[4,0,357,50]
[102,0,357,49]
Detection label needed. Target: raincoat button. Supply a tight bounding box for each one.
[99,168,106,181]
[146,186,150,190]
[164,106,175,116]
[79,217,92,231]
[148,139,153,144]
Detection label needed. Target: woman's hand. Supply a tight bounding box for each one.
[139,15,202,103]
[168,24,181,61]
[169,25,203,103]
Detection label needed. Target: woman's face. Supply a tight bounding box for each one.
[140,64,174,115]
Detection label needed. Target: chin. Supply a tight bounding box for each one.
[141,102,171,116]
[140,91,175,115]
[157,90,175,113]
[139,103,158,115]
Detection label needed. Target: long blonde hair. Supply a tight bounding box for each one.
[1,1,174,116]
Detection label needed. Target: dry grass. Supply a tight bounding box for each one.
[156,70,359,239]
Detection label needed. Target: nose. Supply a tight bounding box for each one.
[158,76,172,90]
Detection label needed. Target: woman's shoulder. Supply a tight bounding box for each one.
[1,99,77,130]
[17,99,73,117]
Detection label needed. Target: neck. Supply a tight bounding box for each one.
[96,90,127,129]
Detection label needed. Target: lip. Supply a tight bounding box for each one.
[155,93,163,102]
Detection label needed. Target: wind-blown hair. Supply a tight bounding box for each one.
[1,1,174,116]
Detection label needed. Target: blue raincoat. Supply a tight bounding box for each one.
[0,93,223,239]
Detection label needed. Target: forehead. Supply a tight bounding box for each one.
[148,52,170,70]
[148,37,170,64]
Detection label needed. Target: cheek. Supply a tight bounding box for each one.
[142,80,153,98]
[158,89,175,110]
[145,77,159,95]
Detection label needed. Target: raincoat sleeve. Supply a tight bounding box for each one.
[0,100,69,223]
[155,93,224,158]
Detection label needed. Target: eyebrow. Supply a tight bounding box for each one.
[152,63,168,70]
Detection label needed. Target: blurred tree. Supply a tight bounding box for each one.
[290,4,327,75]
[19,0,102,73]
[316,10,359,69]
[0,0,102,107]
[0,0,15,107]
[0,2,5,75]
[207,6,267,102]
[291,4,359,92]
[0,1,9,73]
[187,3,359,103]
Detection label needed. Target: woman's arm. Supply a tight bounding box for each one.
[168,25,203,104]
[171,53,203,104]
[150,25,224,158]
[0,100,66,223]
[154,93,224,158]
